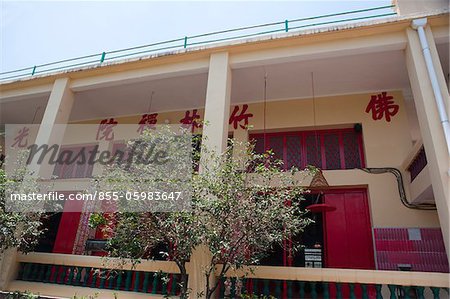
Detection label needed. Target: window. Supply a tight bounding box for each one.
[250,128,365,170]
[407,146,427,181]
[53,145,96,179]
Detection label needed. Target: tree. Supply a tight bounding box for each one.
[90,127,312,299]
[0,152,45,254]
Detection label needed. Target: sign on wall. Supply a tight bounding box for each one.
[365,92,399,122]
[95,104,254,135]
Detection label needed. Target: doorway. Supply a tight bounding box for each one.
[259,188,375,270]
[323,189,375,270]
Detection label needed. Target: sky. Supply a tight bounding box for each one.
[1,0,392,73]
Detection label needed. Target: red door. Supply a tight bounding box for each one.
[53,195,83,254]
[324,189,375,269]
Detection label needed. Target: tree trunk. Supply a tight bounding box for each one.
[178,264,189,299]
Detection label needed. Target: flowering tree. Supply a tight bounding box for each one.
[0,153,45,254]
[90,129,312,299]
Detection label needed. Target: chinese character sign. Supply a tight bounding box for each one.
[229,104,253,129]
[365,92,399,122]
[11,127,30,148]
[96,118,118,141]
[180,109,202,132]
[137,113,158,134]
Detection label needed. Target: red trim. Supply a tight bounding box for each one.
[358,132,366,168]
[320,134,326,169]
[338,133,346,169]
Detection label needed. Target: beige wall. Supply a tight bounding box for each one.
[394,0,449,15]
[245,91,411,167]
[66,91,439,228]
[244,91,439,228]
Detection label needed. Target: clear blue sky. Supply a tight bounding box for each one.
[1,0,391,72]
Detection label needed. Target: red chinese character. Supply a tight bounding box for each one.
[180,109,202,132]
[96,118,118,141]
[11,127,29,148]
[365,92,399,122]
[229,104,253,129]
[137,113,158,134]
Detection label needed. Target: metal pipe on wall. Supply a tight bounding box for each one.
[411,18,450,162]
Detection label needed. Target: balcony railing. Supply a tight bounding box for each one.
[0,5,396,82]
[17,262,181,296]
[218,277,448,298]
[11,253,181,298]
[6,253,450,299]
[218,265,450,298]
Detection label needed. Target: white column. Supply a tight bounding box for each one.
[232,128,249,168]
[28,78,75,178]
[190,52,232,299]
[405,27,450,256]
[423,25,450,118]
[201,52,232,153]
[0,78,75,290]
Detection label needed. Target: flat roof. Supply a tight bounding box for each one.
[0,8,448,87]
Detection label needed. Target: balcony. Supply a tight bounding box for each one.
[402,140,433,205]
[407,146,427,182]
[5,253,449,299]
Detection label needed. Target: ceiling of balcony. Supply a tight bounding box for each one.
[0,95,49,125]
[1,41,448,124]
[68,49,412,122]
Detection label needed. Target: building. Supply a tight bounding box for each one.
[0,0,449,298]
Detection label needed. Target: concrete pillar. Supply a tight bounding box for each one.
[187,244,214,298]
[190,52,231,298]
[28,78,75,179]
[405,27,450,257]
[201,52,232,153]
[232,128,249,168]
[0,249,18,290]
[0,78,75,291]
[424,26,450,117]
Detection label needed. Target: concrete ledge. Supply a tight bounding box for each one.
[17,253,181,274]
[6,281,167,299]
[219,265,450,288]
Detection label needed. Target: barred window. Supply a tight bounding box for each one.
[250,128,365,170]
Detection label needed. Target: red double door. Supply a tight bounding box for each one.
[323,189,375,270]
[53,197,83,254]
[323,189,376,298]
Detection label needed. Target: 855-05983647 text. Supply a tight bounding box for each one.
[9,191,183,202]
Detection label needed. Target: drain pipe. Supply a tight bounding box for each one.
[411,18,450,160]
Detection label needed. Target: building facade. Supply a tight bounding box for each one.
[0,1,449,298]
